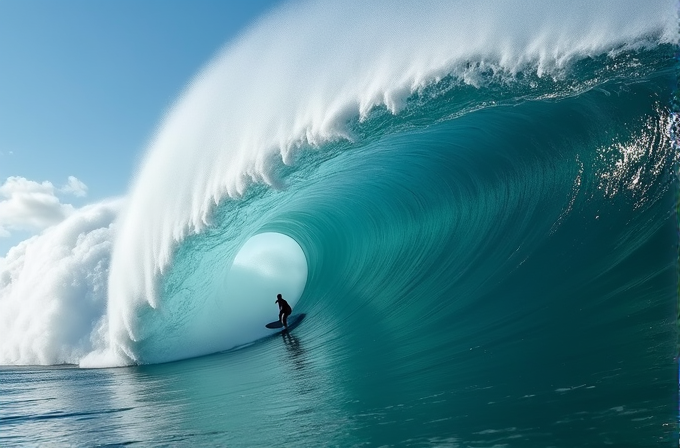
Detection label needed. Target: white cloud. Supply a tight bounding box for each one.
[0,176,85,237]
[61,176,88,197]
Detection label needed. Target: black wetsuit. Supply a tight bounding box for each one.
[276,297,292,327]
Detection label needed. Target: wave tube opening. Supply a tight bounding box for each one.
[108,231,307,365]
[224,231,307,327]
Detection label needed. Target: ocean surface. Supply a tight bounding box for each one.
[1,1,679,446]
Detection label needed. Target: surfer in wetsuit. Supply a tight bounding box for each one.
[275,293,292,328]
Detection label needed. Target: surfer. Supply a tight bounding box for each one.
[275,293,292,328]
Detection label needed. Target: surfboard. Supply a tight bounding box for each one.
[265,313,306,330]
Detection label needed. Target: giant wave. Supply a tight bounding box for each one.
[0,0,677,383]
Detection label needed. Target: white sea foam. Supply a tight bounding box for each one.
[0,200,121,365]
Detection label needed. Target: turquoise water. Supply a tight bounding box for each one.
[2,41,678,446]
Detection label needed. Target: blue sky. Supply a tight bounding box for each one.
[0,0,282,255]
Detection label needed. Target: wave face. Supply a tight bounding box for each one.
[104,0,678,367]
